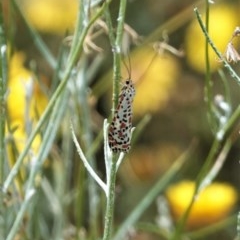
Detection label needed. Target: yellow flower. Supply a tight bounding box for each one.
[122,47,180,118]
[165,180,238,229]
[23,0,78,34]
[185,4,239,73]
[6,52,48,192]
[7,52,48,124]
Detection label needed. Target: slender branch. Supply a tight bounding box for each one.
[198,138,232,192]
[0,12,7,182]
[70,122,107,194]
[105,0,127,111]
[112,0,127,109]
[77,21,99,235]
[6,189,35,240]
[204,0,215,131]
[102,2,128,239]
[103,158,117,240]
[116,152,125,170]
[104,7,118,111]
[237,212,240,239]
[0,3,7,238]
[103,119,111,183]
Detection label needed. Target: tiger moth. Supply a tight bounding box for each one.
[108,79,136,153]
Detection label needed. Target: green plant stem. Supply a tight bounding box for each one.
[104,8,119,111]
[103,156,118,240]
[113,0,127,109]
[237,212,240,239]
[105,0,127,110]
[0,3,7,238]
[0,5,7,180]
[68,0,87,61]
[218,69,231,108]
[204,0,215,130]
[102,1,128,238]
[78,58,99,238]
[71,0,100,237]
[3,1,107,193]
[71,124,107,193]
[6,189,35,240]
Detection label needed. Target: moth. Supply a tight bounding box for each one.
[108,79,136,153]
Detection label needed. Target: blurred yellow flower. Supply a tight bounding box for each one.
[165,180,238,229]
[185,4,238,73]
[6,52,48,189]
[122,47,180,118]
[23,0,78,34]
[7,52,48,124]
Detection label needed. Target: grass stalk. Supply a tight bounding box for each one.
[73,1,100,234]
[103,156,118,240]
[102,0,128,239]
[203,0,215,130]
[0,2,8,238]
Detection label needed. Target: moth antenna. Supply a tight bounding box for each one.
[122,53,132,80]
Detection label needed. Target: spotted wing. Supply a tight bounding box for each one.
[108,80,135,153]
